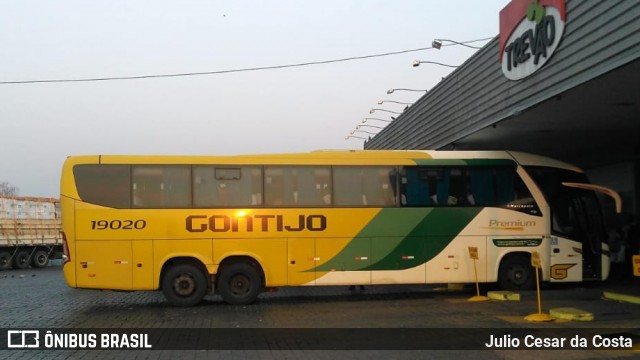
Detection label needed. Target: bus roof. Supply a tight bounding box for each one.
[63,150,583,172]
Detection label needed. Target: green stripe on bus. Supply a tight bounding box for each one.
[312,207,481,272]
[312,209,429,272]
[365,207,481,270]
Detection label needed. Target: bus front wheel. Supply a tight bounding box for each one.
[217,262,262,305]
[161,264,207,307]
[498,254,536,290]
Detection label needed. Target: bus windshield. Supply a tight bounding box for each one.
[526,167,595,233]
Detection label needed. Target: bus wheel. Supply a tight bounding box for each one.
[31,249,49,268]
[161,264,207,307]
[0,251,12,270]
[217,262,262,305]
[13,249,31,270]
[498,254,535,290]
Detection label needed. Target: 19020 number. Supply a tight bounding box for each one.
[91,220,147,230]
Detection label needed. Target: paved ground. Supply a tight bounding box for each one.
[1,265,640,359]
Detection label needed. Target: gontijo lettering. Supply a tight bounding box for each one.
[186,214,327,232]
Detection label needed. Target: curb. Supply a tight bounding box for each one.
[603,291,640,305]
[549,307,594,321]
[487,291,520,301]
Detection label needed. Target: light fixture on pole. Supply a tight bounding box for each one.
[351,129,378,136]
[357,124,384,130]
[362,117,393,123]
[369,108,401,115]
[387,88,428,94]
[345,135,367,140]
[432,38,482,50]
[377,100,412,105]
[412,60,459,68]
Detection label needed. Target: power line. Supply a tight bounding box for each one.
[0,37,494,85]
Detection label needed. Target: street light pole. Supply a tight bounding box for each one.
[370,108,401,115]
[357,124,384,130]
[377,100,412,105]
[351,129,378,136]
[345,135,367,140]
[362,117,392,123]
[412,60,459,68]
[432,38,482,50]
[387,88,428,94]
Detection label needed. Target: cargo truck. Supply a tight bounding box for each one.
[0,196,62,270]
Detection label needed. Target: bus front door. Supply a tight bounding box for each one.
[550,192,608,282]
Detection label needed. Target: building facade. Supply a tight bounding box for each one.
[365,0,640,218]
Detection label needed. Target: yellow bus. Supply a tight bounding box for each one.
[60,150,620,306]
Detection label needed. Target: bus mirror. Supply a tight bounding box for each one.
[561,182,622,214]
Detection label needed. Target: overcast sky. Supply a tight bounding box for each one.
[1,0,507,198]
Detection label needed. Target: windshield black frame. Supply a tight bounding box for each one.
[525,166,607,253]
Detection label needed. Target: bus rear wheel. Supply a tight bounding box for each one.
[217,262,262,305]
[498,254,535,290]
[161,264,207,307]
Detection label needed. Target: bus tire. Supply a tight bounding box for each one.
[217,262,262,305]
[498,254,535,290]
[13,249,31,270]
[32,249,49,268]
[161,264,207,307]
[0,251,12,270]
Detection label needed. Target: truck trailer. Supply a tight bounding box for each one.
[0,196,62,270]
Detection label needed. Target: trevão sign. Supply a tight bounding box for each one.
[499,0,566,80]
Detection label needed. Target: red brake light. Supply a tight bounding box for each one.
[61,231,70,264]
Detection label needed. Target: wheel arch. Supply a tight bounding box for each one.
[216,255,266,288]
[496,251,531,276]
[159,256,210,290]
[497,251,546,289]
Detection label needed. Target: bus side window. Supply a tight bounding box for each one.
[334,166,396,207]
[401,167,431,206]
[193,166,262,207]
[499,167,539,215]
[294,167,332,206]
[447,168,465,205]
[315,168,332,205]
[429,168,449,205]
[334,167,363,206]
[361,167,396,206]
[403,166,471,207]
[495,167,515,204]
[264,167,331,207]
[469,167,495,206]
[250,168,263,206]
[265,168,284,206]
[133,166,191,208]
[74,164,131,208]
[467,166,525,208]
[381,169,397,206]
